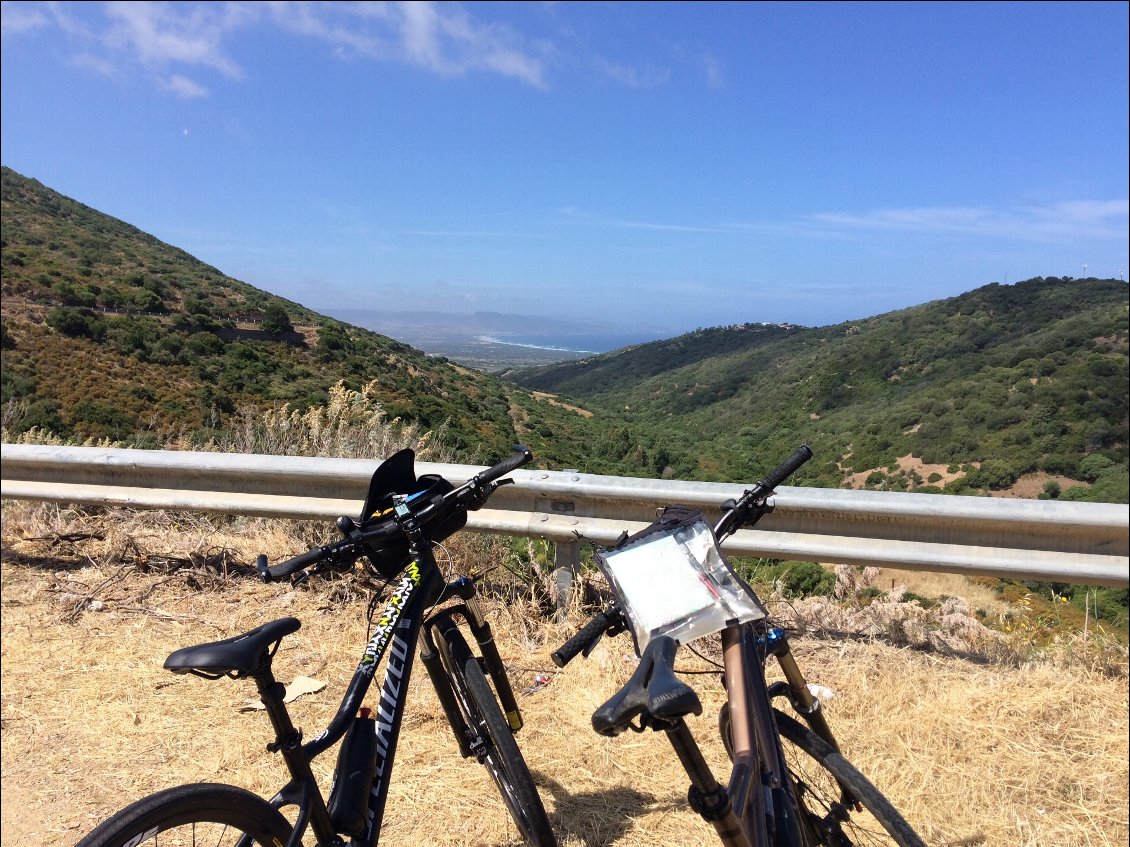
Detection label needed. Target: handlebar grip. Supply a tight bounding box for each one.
[757,444,813,492]
[477,445,533,486]
[551,607,620,667]
[266,545,334,582]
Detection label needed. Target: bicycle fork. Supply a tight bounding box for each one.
[722,625,809,847]
[664,718,753,847]
[760,627,863,815]
[420,576,526,755]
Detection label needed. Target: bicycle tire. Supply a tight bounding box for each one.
[440,627,557,846]
[772,708,926,847]
[74,782,293,847]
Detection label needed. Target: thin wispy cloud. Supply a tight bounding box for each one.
[572,200,1129,245]
[2,1,554,93]
[0,0,50,34]
[810,200,1130,243]
[592,57,671,89]
[162,73,209,99]
[102,1,247,78]
[267,1,550,87]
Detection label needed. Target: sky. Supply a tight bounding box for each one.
[2,1,1127,337]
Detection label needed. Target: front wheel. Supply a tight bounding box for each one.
[773,709,926,847]
[440,627,557,846]
[75,783,293,847]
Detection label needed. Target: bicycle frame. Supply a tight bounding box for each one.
[250,536,518,847]
[722,621,808,847]
[649,617,842,847]
[553,446,920,847]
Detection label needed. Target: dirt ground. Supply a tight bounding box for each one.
[1,522,1128,847]
[842,454,1080,499]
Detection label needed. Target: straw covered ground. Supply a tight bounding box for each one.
[2,502,1127,847]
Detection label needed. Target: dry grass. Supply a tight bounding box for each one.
[2,502,1127,847]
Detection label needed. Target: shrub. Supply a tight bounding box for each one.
[261,303,293,335]
[741,559,835,599]
[46,307,105,340]
[1078,453,1115,482]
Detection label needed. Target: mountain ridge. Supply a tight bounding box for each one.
[0,165,588,461]
[2,164,1126,501]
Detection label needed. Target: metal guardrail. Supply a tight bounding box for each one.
[2,444,1127,587]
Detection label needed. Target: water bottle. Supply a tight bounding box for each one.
[326,707,378,837]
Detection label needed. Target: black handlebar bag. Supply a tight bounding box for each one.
[357,449,467,579]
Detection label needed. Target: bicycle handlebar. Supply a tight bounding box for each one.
[759,444,813,493]
[552,446,813,663]
[551,605,625,667]
[258,445,533,583]
[475,444,533,487]
[714,444,812,539]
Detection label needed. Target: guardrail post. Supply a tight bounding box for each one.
[552,540,582,622]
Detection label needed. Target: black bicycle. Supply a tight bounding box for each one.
[75,445,557,847]
[552,445,926,847]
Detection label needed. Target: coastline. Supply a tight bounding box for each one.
[476,335,597,354]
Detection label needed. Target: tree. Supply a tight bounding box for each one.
[261,303,293,335]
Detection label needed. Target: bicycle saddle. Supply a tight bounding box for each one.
[164,617,301,677]
[591,635,702,736]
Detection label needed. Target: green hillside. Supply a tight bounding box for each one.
[509,278,1129,501]
[3,165,1127,503]
[0,166,592,462]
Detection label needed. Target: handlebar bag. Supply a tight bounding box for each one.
[596,507,765,654]
[357,450,468,578]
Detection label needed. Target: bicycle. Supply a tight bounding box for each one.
[551,445,927,847]
[75,445,557,847]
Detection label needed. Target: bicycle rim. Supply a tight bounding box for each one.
[442,628,557,846]
[773,709,926,847]
[74,783,292,847]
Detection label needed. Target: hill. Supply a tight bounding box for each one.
[508,278,1129,500]
[3,165,1127,502]
[0,166,593,462]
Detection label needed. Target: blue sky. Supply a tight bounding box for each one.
[2,1,1127,335]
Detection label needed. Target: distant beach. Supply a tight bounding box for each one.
[477,335,598,354]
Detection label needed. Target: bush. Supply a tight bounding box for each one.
[966,459,1019,490]
[46,307,105,340]
[740,559,835,599]
[261,303,293,335]
[70,401,135,441]
[1078,453,1114,482]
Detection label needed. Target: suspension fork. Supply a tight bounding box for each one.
[441,575,525,731]
[763,627,864,811]
[763,628,840,751]
[419,567,526,753]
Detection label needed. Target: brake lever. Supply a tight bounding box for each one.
[466,476,513,511]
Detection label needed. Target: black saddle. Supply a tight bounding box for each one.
[592,635,702,736]
[164,617,301,678]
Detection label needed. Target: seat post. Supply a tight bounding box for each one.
[252,664,302,754]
